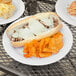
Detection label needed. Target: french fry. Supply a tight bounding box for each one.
[39,39,45,52]
[23,49,28,53]
[50,47,59,54]
[23,53,32,58]
[30,47,36,56]
[23,43,29,53]
[43,48,51,52]
[57,42,63,50]
[39,52,52,58]
[23,32,63,58]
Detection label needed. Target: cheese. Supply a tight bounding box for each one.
[12,15,55,40]
[29,18,46,35]
[12,28,34,40]
[12,32,18,38]
[40,15,54,27]
[18,28,34,39]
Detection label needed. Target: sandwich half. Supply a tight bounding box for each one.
[6,12,62,47]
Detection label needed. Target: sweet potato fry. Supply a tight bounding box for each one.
[43,48,51,53]
[39,52,52,58]
[30,47,36,56]
[39,39,45,52]
[23,32,63,58]
[57,42,63,50]
[23,49,28,53]
[50,47,59,54]
[23,53,32,58]
[23,45,29,53]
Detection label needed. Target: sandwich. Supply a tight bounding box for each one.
[6,12,62,47]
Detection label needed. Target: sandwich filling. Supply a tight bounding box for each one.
[9,15,59,42]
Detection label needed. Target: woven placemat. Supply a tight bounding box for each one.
[0,0,76,76]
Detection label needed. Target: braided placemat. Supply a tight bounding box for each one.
[0,0,76,76]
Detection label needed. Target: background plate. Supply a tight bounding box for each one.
[55,0,76,26]
[0,0,25,25]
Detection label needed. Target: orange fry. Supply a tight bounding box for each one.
[43,48,51,53]
[39,52,52,58]
[23,32,63,58]
[23,53,32,58]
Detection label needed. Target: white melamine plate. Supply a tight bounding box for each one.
[2,17,73,66]
[55,0,76,26]
[0,0,25,25]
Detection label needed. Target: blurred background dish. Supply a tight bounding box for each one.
[55,0,76,26]
[0,0,15,19]
[67,1,76,16]
[0,0,25,25]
